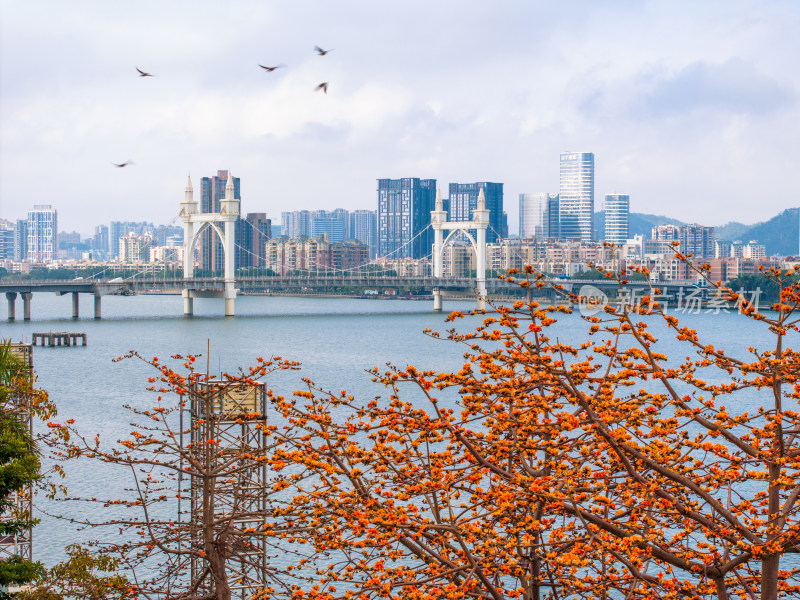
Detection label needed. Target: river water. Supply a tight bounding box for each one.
[1,292,797,568]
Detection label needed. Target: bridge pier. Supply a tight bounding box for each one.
[22,292,31,321]
[183,290,193,316]
[6,292,16,320]
[72,292,79,318]
[94,295,101,319]
[224,282,235,317]
[433,289,442,312]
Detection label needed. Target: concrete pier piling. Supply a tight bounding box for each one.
[31,332,87,347]
[6,292,16,320]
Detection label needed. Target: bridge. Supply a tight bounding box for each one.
[1,175,707,320]
[0,275,698,320]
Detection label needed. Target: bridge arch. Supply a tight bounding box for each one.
[179,173,240,316]
[430,188,490,310]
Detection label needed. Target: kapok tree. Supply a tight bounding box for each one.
[40,351,299,600]
[256,260,800,600]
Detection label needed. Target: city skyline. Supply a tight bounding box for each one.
[1,1,798,235]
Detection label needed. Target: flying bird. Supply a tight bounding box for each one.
[314,46,333,56]
[258,64,284,72]
[112,161,134,168]
[315,82,329,94]
[136,67,155,77]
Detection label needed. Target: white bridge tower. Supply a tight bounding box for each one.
[180,173,239,316]
[431,187,489,311]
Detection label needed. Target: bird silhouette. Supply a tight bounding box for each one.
[136,67,155,77]
[258,64,284,72]
[315,82,329,94]
[112,161,134,168]
[314,46,333,56]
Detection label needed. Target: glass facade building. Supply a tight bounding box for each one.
[604,193,629,244]
[377,178,436,259]
[519,193,559,240]
[448,182,504,243]
[559,152,594,241]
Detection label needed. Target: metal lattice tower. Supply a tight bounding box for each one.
[187,379,268,599]
[0,343,34,564]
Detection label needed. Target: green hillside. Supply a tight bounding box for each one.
[592,208,799,256]
[720,208,799,257]
[594,211,685,240]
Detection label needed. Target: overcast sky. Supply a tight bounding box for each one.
[1,0,798,236]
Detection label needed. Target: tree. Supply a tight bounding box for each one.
[34,257,800,600]
[42,352,299,600]
[16,545,131,600]
[252,261,800,600]
[0,341,51,597]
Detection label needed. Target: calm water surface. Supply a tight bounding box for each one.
[1,292,797,567]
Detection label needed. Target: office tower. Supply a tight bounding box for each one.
[350,210,377,257]
[559,152,595,241]
[0,220,13,260]
[377,178,436,259]
[519,193,559,240]
[14,220,27,261]
[604,193,630,244]
[448,182,504,243]
[236,213,271,268]
[26,205,57,263]
[200,170,240,272]
[312,209,349,243]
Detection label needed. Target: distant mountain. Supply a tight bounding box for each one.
[714,221,749,241]
[717,208,799,256]
[592,208,800,256]
[594,211,685,240]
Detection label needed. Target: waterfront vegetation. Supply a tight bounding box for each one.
[6,260,800,599]
[0,343,47,598]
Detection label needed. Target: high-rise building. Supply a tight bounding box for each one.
[92,225,110,256]
[519,193,558,240]
[651,224,680,242]
[448,182,504,243]
[26,205,57,263]
[281,210,312,239]
[680,224,715,259]
[349,210,377,257]
[236,212,271,269]
[604,193,630,244]
[377,178,436,259]
[559,152,595,241]
[311,210,348,243]
[0,220,14,260]
[200,170,240,272]
[652,223,714,258]
[110,221,154,259]
[14,220,27,261]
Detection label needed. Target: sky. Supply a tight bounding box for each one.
[1,0,798,237]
